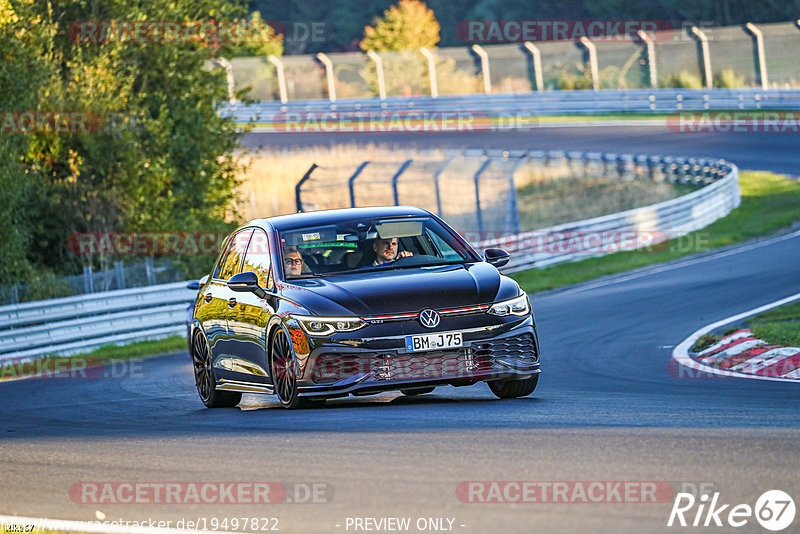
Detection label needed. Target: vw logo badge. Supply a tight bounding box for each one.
[419,309,440,328]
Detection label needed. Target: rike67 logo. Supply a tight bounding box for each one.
[668,490,795,531]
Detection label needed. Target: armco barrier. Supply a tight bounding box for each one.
[478,161,739,271]
[0,282,196,363]
[222,88,800,127]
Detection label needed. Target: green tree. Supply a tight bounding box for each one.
[360,0,439,52]
[0,0,252,288]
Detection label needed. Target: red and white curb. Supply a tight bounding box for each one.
[672,291,800,383]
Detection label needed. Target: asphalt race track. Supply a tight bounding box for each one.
[1,128,799,533]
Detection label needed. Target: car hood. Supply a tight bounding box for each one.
[279,263,520,317]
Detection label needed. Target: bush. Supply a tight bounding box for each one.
[659,71,703,88]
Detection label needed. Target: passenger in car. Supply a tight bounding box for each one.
[283,247,304,277]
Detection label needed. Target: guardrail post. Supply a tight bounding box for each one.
[267,55,289,103]
[578,37,600,90]
[431,157,452,216]
[636,30,657,88]
[114,261,126,290]
[348,161,371,208]
[419,48,439,98]
[522,42,544,92]
[295,163,318,212]
[316,53,337,103]
[391,159,413,205]
[83,265,94,294]
[471,44,492,94]
[473,158,493,234]
[689,26,713,89]
[211,58,237,104]
[366,50,387,100]
[743,23,768,90]
[145,256,155,285]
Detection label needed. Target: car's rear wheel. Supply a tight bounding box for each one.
[192,331,241,408]
[401,387,435,396]
[488,374,539,399]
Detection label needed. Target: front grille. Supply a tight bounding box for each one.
[311,333,537,385]
[473,333,538,362]
[312,349,493,384]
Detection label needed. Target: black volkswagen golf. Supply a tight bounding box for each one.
[190,206,540,409]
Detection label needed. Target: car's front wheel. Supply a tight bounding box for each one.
[192,331,241,408]
[488,374,539,399]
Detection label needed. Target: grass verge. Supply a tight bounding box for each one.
[0,335,186,381]
[748,300,800,347]
[511,171,800,293]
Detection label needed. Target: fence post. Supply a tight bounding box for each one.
[419,48,439,98]
[471,44,492,94]
[83,265,94,294]
[348,161,371,208]
[689,26,713,89]
[432,157,453,216]
[145,256,155,286]
[743,23,768,90]
[578,37,599,90]
[211,58,237,104]
[366,50,387,100]
[505,158,526,233]
[391,159,413,205]
[522,42,544,92]
[114,261,126,290]
[11,284,19,304]
[316,53,337,103]
[295,163,318,212]
[636,30,658,88]
[473,158,493,234]
[267,55,289,103]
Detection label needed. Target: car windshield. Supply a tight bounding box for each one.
[278,216,475,279]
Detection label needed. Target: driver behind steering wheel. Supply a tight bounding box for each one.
[372,237,413,265]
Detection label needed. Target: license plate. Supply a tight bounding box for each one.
[405,331,463,352]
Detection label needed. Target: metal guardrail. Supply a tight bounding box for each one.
[0,282,196,362]
[222,88,800,126]
[479,160,740,271]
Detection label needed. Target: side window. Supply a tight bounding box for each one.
[219,229,253,280]
[241,229,273,290]
[212,236,233,279]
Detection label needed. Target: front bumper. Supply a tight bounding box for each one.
[295,318,540,397]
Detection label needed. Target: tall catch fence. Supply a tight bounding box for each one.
[227,21,800,103]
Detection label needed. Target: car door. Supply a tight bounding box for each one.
[225,228,276,385]
[204,228,253,381]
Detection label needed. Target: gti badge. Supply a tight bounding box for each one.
[419,309,440,328]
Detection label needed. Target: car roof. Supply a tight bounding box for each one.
[248,206,434,231]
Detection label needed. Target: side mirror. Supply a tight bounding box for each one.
[227,271,266,299]
[484,248,511,268]
[187,274,209,291]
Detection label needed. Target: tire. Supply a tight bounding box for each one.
[488,374,539,399]
[192,331,241,408]
[400,387,435,396]
[271,328,305,409]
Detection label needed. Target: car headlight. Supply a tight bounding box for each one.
[487,294,530,317]
[293,315,366,336]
